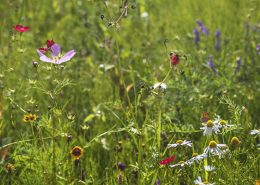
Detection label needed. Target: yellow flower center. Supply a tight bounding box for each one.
[220,120,227,125]
[176,140,184,144]
[192,152,198,157]
[206,120,214,127]
[202,181,209,184]
[208,140,217,148]
[178,161,185,164]
[230,137,240,146]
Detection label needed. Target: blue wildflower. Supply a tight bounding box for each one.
[207,55,218,75]
[214,29,221,52]
[193,28,200,46]
[196,20,209,35]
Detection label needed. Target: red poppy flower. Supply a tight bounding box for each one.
[38,47,48,54]
[46,39,55,48]
[13,25,30,32]
[170,53,180,66]
[159,155,176,165]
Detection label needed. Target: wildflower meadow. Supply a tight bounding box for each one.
[0,0,260,184]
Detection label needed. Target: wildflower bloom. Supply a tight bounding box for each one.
[23,114,30,122]
[204,165,215,172]
[154,179,160,185]
[194,176,215,185]
[200,120,220,136]
[250,129,260,135]
[186,153,207,165]
[37,43,76,64]
[23,114,37,122]
[46,39,55,48]
[170,53,180,66]
[207,55,217,75]
[71,146,84,159]
[193,28,200,46]
[196,20,209,35]
[230,137,241,147]
[217,119,234,129]
[167,140,192,149]
[117,162,126,171]
[38,47,48,54]
[159,156,176,165]
[214,29,221,52]
[257,44,260,55]
[169,160,186,168]
[235,57,242,73]
[204,140,227,157]
[151,82,167,91]
[6,163,15,173]
[13,25,30,32]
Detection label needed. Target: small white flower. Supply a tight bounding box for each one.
[194,176,215,185]
[217,119,234,129]
[169,161,187,168]
[167,140,192,149]
[141,12,149,18]
[250,129,260,135]
[186,153,207,165]
[151,82,167,91]
[204,165,215,172]
[200,120,220,136]
[204,141,228,157]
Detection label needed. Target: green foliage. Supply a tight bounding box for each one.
[0,0,259,184]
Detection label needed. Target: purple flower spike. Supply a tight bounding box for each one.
[154,179,160,185]
[257,44,260,55]
[235,57,242,73]
[117,162,126,171]
[196,20,209,35]
[37,43,76,64]
[214,29,221,52]
[215,29,221,38]
[193,28,200,46]
[207,55,218,75]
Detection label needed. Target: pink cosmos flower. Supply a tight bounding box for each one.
[13,25,30,32]
[37,43,76,64]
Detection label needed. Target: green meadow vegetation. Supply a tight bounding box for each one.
[0,0,259,184]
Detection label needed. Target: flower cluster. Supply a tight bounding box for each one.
[200,114,234,136]
[37,42,76,64]
[23,114,37,123]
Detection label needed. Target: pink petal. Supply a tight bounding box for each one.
[57,50,76,64]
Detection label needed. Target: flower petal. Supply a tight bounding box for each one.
[51,44,61,56]
[57,50,76,64]
[37,51,53,63]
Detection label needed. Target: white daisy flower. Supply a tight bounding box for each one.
[217,119,234,129]
[194,176,215,185]
[167,140,192,149]
[250,129,260,135]
[169,161,187,168]
[204,165,215,172]
[204,140,228,157]
[200,120,220,136]
[186,153,207,165]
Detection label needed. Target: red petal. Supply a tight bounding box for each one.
[13,25,30,32]
[46,39,55,48]
[159,156,176,165]
[170,54,180,65]
[38,47,48,53]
